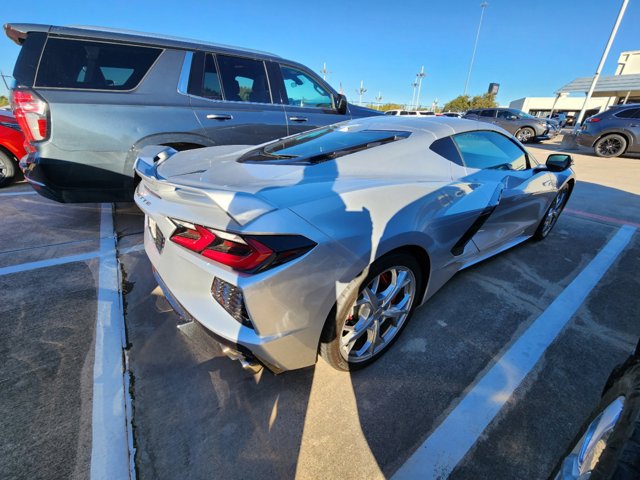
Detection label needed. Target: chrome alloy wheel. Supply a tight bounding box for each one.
[596,137,624,156]
[340,266,416,363]
[556,396,625,480]
[541,187,569,237]
[516,127,534,143]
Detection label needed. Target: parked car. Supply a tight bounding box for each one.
[553,339,640,479]
[464,108,558,143]
[384,110,434,116]
[0,109,26,187]
[441,112,463,118]
[5,23,378,203]
[577,104,640,158]
[134,116,574,374]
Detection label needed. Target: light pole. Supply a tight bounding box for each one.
[320,62,331,81]
[464,2,488,96]
[355,80,367,106]
[375,91,383,109]
[415,66,426,110]
[573,0,629,131]
[410,77,418,110]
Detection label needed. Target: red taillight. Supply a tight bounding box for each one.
[10,89,49,143]
[168,219,315,273]
[587,117,602,123]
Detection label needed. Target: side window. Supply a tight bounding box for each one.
[399,111,409,115]
[615,108,640,119]
[497,109,514,119]
[453,131,529,171]
[216,55,272,103]
[280,65,333,109]
[480,110,496,117]
[202,54,222,100]
[36,38,161,90]
[430,136,463,166]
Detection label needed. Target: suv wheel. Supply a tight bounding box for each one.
[516,127,535,143]
[0,151,16,188]
[594,134,627,158]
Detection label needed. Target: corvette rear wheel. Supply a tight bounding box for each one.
[533,185,570,240]
[320,253,423,371]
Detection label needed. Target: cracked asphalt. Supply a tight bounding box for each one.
[1,139,638,480]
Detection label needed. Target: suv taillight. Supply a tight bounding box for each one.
[586,117,602,123]
[10,89,49,143]
[169,219,316,273]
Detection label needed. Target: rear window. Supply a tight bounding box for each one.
[35,38,162,90]
[238,125,411,165]
[614,108,640,119]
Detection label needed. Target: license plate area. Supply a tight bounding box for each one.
[148,216,165,253]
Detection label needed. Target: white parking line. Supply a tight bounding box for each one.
[90,204,135,480]
[393,224,636,480]
[0,250,101,276]
[0,190,37,197]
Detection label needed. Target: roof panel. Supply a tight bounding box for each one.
[557,74,640,94]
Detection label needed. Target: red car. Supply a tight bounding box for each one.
[0,109,27,187]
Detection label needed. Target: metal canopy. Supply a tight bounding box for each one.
[556,73,640,97]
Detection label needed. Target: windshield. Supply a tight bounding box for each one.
[239,125,411,165]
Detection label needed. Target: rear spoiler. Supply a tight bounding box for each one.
[3,23,51,45]
[134,146,276,226]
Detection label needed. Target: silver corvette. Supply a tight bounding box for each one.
[134,116,575,373]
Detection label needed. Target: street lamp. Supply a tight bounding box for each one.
[355,80,367,106]
[464,2,488,96]
[415,66,426,110]
[410,77,418,110]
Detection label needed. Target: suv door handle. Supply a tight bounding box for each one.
[289,116,308,123]
[206,114,233,120]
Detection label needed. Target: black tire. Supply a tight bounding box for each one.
[319,252,424,371]
[594,134,628,158]
[532,184,571,241]
[516,126,536,143]
[0,150,16,188]
[582,359,640,480]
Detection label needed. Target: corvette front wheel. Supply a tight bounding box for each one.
[320,253,423,371]
[533,184,571,240]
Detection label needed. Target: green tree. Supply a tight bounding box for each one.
[0,96,8,107]
[469,92,497,109]
[443,95,471,113]
[375,103,404,112]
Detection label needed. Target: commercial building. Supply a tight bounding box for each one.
[509,50,640,124]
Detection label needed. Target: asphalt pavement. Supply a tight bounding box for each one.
[1,139,639,480]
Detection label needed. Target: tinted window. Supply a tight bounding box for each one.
[615,108,640,119]
[217,55,271,103]
[36,38,161,90]
[201,54,223,100]
[400,111,409,115]
[466,110,479,116]
[281,65,333,108]
[480,110,496,117]
[497,109,516,119]
[430,136,463,165]
[453,130,528,171]
[239,126,410,165]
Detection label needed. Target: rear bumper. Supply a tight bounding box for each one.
[576,132,597,148]
[19,150,135,203]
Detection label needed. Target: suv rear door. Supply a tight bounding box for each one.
[187,52,288,145]
[270,63,349,135]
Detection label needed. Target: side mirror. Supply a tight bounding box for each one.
[546,154,573,172]
[335,94,348,115]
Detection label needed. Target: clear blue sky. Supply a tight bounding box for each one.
[1,0,638,107]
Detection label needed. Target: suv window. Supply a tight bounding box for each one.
[614,108,640,119]
[497,109,516,119]
[202,54,223,100]
[453,130,528,171]
[281,65,333,109]
[216,55,271,103]
[480,110,496,117]
[36,38,162,90]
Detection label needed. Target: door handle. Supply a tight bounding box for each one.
[289,116,308,123]
[206,114,233,120]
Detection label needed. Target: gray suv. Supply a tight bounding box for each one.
[5,23,378,202]
[577,104,640,157]
[464,108,557,143]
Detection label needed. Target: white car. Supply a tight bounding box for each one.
[384,109,434,116]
